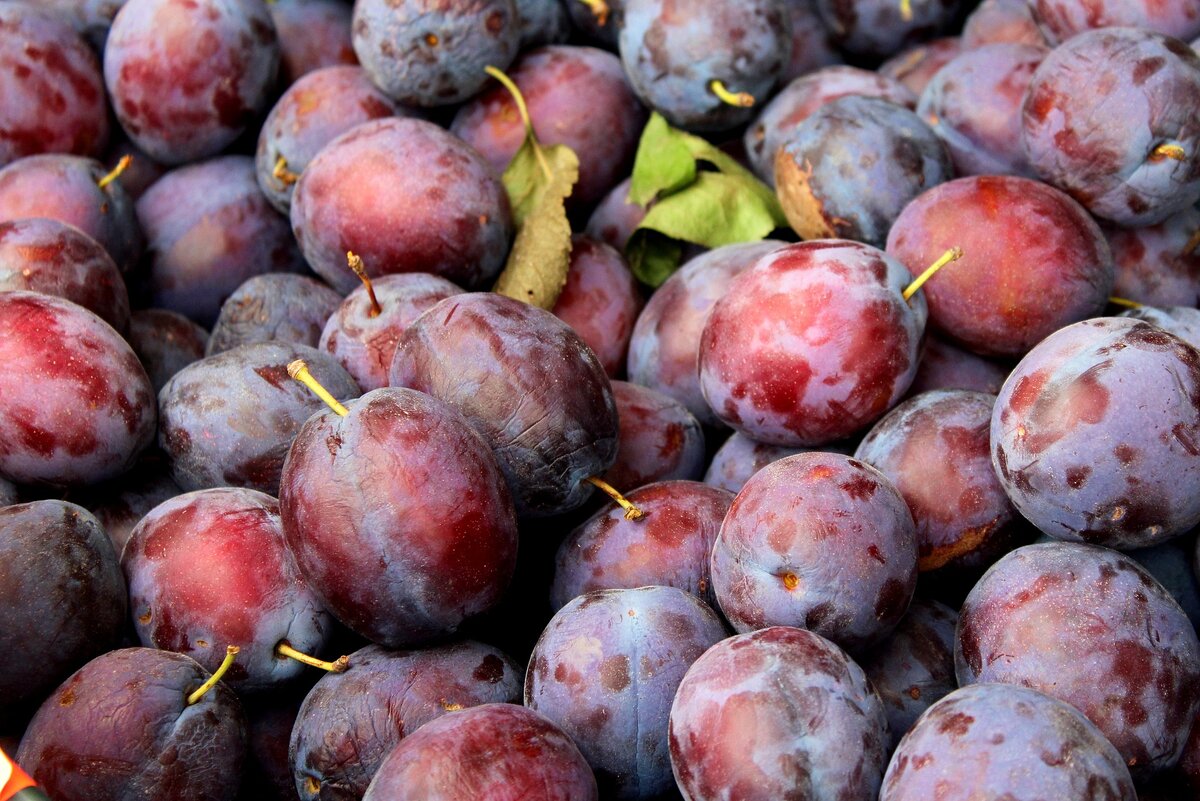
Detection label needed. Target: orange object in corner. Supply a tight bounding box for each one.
[0,748,44,801]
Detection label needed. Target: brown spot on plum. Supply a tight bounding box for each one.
[936,711,974,737]
[1066,466,1091,489]
[473,654,505,683]
[874,578,908,620]
[840,474,878,500]
[600,655,630,692]
[1114,443,1137,465]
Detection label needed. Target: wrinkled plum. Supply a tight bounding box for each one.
[699,240,925,446]
[389,293,618,518]
[669,626,888,801]
[551,480,733,610]
[514,0,569,48]
[17,647,246,801]
[704,432,810,493]
[361,703,598,801]
[957,543,1200,775]
[126,309,209,393]
[775,96,952,247]
[158,341,359,494]
[710,452,918,651]
[1106,206,1200,307]
[138,155,306,326]
[603,381,706,490]
[880,683,1136,800]
[351,0,519,106]
[961,0,1049,46]
[291,641,522,801]
[816,0,963,60]
[991,318,1200,548]
[878,38,965,96]
[291,118,512,294]
[0,292,155,487]
[207,273,342,356]
[104,0,279,164]
[280,386,518,646]
[551,236,643,378]
[886,176,1114,357]
[1022,27,1200,226]
[267,0,356,85]
[0,501,126,718]
[526,586,728,799]
[906,336,1010,397]
[1035,0,1200,43]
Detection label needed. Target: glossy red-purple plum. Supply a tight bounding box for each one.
[603,381,706,491]
[551,236,642,378]
[1106,206,1200,307]
[126,309,209,393]
[267,0,356,84]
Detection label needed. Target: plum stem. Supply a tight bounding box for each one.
[1108,296,1142,309]
[484,65,551,181]
[1150,143,1186,162]
[276,641,350,672]
[273,156,300,187]
[287,360,349,417]
[903,247,962,301]
[585,476,644,520]
[899,0,913,21]
[97,155,131,190]
[187,645,239,705]
[1185,229,1200,256]
[708,80,755,108]
[346,252,382,317]
[576,0,609,25]
[781,572,799,591]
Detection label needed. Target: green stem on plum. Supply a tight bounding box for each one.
[899,0,913,21]
[576,0,609,26]
[708,80,755,108]
[97,155,131,190]
[273,156,300,187]
[187,645,239,705]
[276,641,350,673]
[903,247,963,301]
[346,251,382,317]
[585,476,644,520]
[1108,296,1142,309]
[484,65,552,181]
[1185,229,1200,257]
[1150,143,1186,162]
[288,359,350,417]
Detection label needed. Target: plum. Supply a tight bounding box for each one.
[0,501,126,719]
[81,449,183,554]
[37,0,128,49]
[878,37,965,96]
[126,309,209,393]
[603,381,706,491]
[956,542,1200,775]
[514,0,570,48]
[961,0,1049,46]
[551,236,643,378]
[710,452,918,652]
[1105,206,1200,307]
[267,0,356,85]
[290,641,522,801]
[526,586,728,798]
[17,647,246,801]
[206,273,342,356]
[551,480,734,610]
[585,177,649,251]
[1127,534,1200,629]
[1035,0,1200,43]
[991,317,1200,548]
[361,704,598,801]
[0,292,155,487]
[669,626,888,801]
[389,293,618,518]
[1118,304,1200,349]
[158,341,359,495]
[880,683,1136,800]
[815,0,964,60]
[704,432,820,494]
[906,336,1010,397]
[238,690,307,801]
[780,0,842,83]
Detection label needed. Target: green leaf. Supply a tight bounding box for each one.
[627,113,695,206]
[487,66,580,310]
[624,232,683,288]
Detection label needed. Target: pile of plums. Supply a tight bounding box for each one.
[2,0,1200,798]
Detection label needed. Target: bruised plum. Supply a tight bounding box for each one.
[206,273,342,356]
[669,626,888,801]
[126,309,209,393]
[291,641,522,801]
[551,236,643,378]
[603,381,706,490]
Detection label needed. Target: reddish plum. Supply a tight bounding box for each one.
[551,236,643,378]
[1106,206,1200,307]
[878,38,965,96]
[704,432,814,494]
[603,381,706,490]
[1035,0,1200,43]
[906,336,1010,397]
[961,0,1049,46]
[126,309,209,393]
[585,177,648,251]
[207,273,342,356]
[267,0,356,85]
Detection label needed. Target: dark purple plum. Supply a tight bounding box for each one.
[906,336,1010,397]
[255,65,404,214]
[1106,206,1200,307]
[775,96,952,247]
[0,501,126,719]
[0,154,143,274]
[617,0,792,132]
[17,647,246,801]
[779,0,842,83]
[389,293,618,518]
[0,292,155,487]
[1022,27,1200,226]
[138,155,306,327]
[551,236,643,378]
[82,450,183,554]
[698,240,926,446]
[860,599,957,751]
[103,0,280,164]
[815,0,964,60]
[744,66,916,184]
[291,118,512,294]
[320,272,464,392]
[267,0,357,85]
[880,683,1137,800]
[710,452,918,651]
[886,176,1114,358]
[38,0,129,49]
[961,0,1050,46]
[0,476,16,505]
[361,703,598,801]
[855,390,1034,576]
[1035,0,1200,43]
[526,586,727,799]
[206,273,342,356]
[551,480,734,610]
[585,177,648,251]
[603,381,706,490]
[627,241,786,427]
[158,341,359,494]
[991,318,1200,548]
[0,217,129,332]
[451,45,646,206]
[669,626,888,801]
[351,0,519,106]
[704,432,811,493]
[238,690,307,801]
[1119,304,1200,349]
[956,542,1200,775]
[123,487,336,692]
[917,42,1046,177]
[290,641,522,801]
[878,38,965,96]
[126,309,209,393]
[514,0,570,48]
[0,2,109,167]
[280,385,518,646]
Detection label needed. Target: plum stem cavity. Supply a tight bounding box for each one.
[275,641,350,673]
[272,156,300,187]
[708,80,755,108]
[904,247,963,301]
[97,155,132,190]
[585,476,645,520]
[346,251,382,317]
[187,645,239,705]
[287,359,349,417]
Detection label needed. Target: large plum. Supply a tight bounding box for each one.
[1034,0,1200,43]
